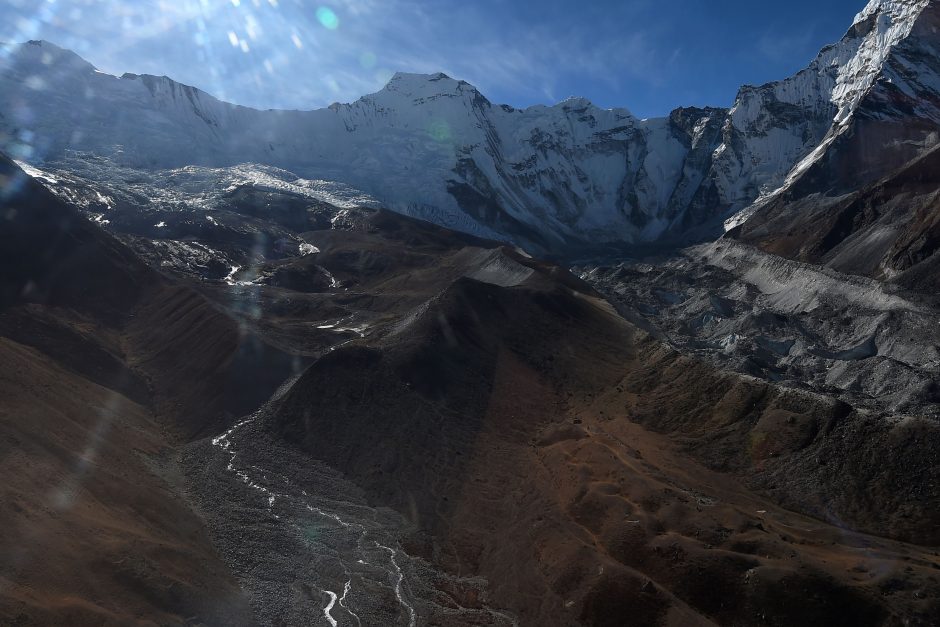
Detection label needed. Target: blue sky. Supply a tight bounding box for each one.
[1,0,867,117]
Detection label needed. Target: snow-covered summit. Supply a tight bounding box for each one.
[366,72,490,112]
[381,71,480,98]
[1,39,95,72]
[854,0,930,26]
[828,0,931,123]
[718,0,939,229]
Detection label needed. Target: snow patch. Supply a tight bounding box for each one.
[13,159,58,183]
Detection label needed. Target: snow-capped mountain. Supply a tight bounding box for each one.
[724,0,940,230]
[2,0,939,255]
[723,1,940,286]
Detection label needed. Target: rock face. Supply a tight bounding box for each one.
[730,141,940,288]
[4,1,940,255]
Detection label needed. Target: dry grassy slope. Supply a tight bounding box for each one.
[0,338,254,626]
[618,343,940,545]
[268,226,940,626]
[0,154,300,438]
[124,282,304,440]
[0,155,275,624]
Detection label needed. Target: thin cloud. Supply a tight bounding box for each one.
[0,0,866,117]
[757,24,818,63]
[0,0,668,110]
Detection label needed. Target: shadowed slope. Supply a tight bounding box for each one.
[258,216,939,625]
[0,155,298,625]
[731,142,940,290]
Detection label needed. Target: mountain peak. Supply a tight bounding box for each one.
[390,71,452,82]
[380,71,482,100]
[826,0,934,124]
[1,39,96,74]
[729,0,934,131]
[557,95,595,109]
[853,0,931,27]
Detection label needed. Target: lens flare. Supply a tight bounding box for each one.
[428,120,451,143]
[315,6,339,30]
[359,51,376,69]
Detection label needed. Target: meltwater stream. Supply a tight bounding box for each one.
[188,384,516,626]
[208,408,418,627]
[175,288,518,626]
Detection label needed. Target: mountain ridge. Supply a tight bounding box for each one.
[2,0,939,257]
